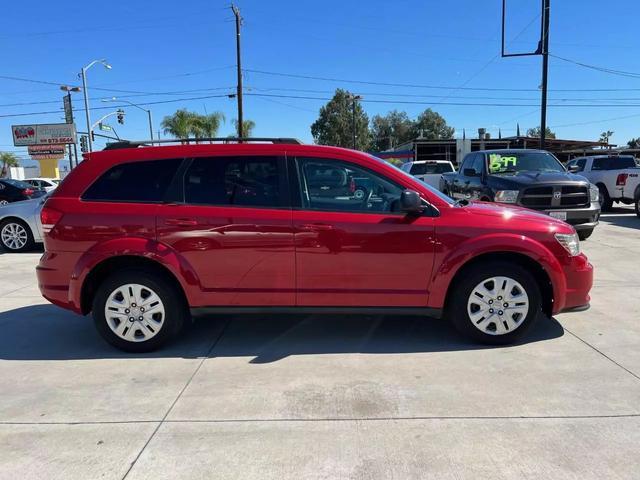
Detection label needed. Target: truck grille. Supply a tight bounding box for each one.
[520,186,589,209]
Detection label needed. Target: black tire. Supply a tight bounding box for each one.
[598,184,613,212]
[577,229,593,241]
[92,268,187,352]
[0,218,35,252]
[635,195,640,218]
[446,261,542,345]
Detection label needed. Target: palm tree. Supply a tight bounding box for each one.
[599,130,614,144]
[196,112,225,139]
[233,119,256,137]
[0,152,19,177]
[161,109,196,139]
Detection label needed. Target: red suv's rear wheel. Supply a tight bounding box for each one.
[447,262,542,344]
[92,269,186,352]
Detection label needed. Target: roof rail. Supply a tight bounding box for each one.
[103,137,303,150]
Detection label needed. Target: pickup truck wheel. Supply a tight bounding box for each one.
[448,262,541,345]
[635,195,640,218]
[598,184,613,211]
[577,229,593,241]
[92,269,186,352]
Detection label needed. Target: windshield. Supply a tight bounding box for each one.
[370,155,455,205]
[487,151,565,174]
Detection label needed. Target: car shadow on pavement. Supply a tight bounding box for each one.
[0,304,564,362]
[598,210,639,230]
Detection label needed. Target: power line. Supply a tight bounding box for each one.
[243,68,640,92]
[550,54,640,79]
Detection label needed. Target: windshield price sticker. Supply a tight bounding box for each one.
[489,154,518,173]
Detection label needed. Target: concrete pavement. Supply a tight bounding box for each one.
[0,209,639,479]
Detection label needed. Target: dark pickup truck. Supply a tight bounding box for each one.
[440,149,601,240]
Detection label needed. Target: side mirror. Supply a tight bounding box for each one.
[567,164,580,173]
[463,168,478,177]
[400,190,424,214]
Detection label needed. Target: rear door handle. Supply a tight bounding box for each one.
[300,223,334,231]
[165,217,198,227]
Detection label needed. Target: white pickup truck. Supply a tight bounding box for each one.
[400,160,456,189]
[566,155,640,213]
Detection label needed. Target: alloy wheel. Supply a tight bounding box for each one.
[467,276,529,335]
[104,283,166,342]
[1,222,28,250]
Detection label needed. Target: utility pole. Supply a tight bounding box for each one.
[231,4,244,138]
[350,94,362,150]
[539,0,551,149]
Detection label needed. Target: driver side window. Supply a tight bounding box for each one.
[297,158,403,214]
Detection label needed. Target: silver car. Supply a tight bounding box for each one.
[0,196,46,252]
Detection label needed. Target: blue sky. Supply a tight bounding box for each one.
[1,0,639,167]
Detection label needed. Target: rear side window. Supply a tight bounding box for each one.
[184,156,282,207]
[592,157,636,170]
[83,159,181,202]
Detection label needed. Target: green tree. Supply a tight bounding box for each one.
[369,110,414,151]
[628,138,640,148]
[599,130,614,144]
[233,119,256,137]
[161,109,196,139]
[311,89,370,150]
[191,112,225,139]
[526,126,556,139]
[0,152,19,177]
[409,109,455,140]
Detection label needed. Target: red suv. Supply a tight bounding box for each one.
[37,139,593,352]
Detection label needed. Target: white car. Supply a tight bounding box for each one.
[566,155,640,211]
[0,195,46,252]
[24,177,60,193]
[400,160,456,189]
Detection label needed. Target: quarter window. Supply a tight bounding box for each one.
[297,158,403,213]
[82,159,181,202]
[183,156,282,207]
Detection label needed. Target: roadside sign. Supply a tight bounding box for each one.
[63,95,73,123]
[28,144,66,160]
[98,122,112,131]
[12,123,77,146]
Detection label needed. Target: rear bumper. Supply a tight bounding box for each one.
[540,202,600,231]
[555,253,593,315]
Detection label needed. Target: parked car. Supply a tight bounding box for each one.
[37,139,593,352]
[400,160,455,189]
[24,177,60,193]
[0,178,46,205]
[565,155,640,212]
[0,194,46,251]
[440,149,600,240]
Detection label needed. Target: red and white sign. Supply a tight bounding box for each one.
[12,123,77,146]
[28,144,66,160]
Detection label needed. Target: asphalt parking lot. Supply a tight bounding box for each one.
[0,208,639,480]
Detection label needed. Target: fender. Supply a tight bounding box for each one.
[428,233,566,311]
[68,236,202,312]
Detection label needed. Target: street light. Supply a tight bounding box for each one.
[79,59,111,153]
[102,97,154,143]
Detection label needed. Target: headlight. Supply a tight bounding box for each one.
[590,184,600,203]
[494,190,519,203]
[555,232,580,256]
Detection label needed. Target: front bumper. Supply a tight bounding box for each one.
[540,201,601,231]
[555,253,593,315]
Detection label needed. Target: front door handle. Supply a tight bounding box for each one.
[300,223,334,231]
[165,217,198,227]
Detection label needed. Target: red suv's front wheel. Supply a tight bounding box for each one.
[448,262,542,344]
[92,269,186,352]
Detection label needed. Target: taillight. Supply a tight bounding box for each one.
[22,188,34,196]
[349,177,356,193]
[616,173,628,186]
[40,204,63,234]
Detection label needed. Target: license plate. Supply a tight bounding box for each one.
[549,211,567,221]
